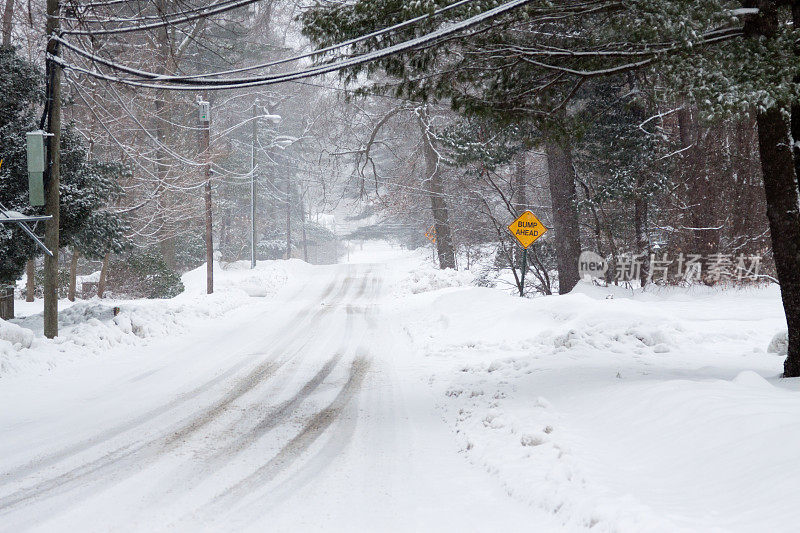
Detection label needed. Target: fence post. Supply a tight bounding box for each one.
[0,285,14,320]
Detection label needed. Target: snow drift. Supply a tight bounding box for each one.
[1,260,292,378]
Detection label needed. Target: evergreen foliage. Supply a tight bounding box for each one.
[0,46,45,285]
[0,48,128,285]
[106,249,184,299]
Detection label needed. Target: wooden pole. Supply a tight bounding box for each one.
[67,248,79,301]
[25,259,34,302]
[301,196,308,263]
[43,0,61,338]
[286,175,291,259]
[97,252,110,298]
[201,108,213,294]
[251,102,258,269]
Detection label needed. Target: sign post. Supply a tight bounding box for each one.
[425,225,437,244]
[507,210,548,297]
[425,224,437,264]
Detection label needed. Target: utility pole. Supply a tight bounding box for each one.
[301,195,308,263]
[285,174,291,259]
[43,0,61,339]
[250,103,257,269]
[199,100,213,294]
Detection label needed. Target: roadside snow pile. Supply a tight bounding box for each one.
[394,281,798,532]
[395,266,474,295]
[181,259,294,298]
[1,260,292,378]
[402,283,784,364]
[0,320,33,351]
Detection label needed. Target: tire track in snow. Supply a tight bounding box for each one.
[239,283,385,526]
[197,267,379,465]
[137,283,365,507]
[195,355,371,521]
[236,269,384,516]
[1,270,345,487]
[186,274,383,527]
[0,269,360,522]
[213,307,357,457]
[238,346,373,530]
[210,268,376,453]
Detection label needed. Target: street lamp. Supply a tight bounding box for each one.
[251,108,282,269]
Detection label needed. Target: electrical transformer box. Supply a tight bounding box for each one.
[26,131,46,206]
[198,101,211,122]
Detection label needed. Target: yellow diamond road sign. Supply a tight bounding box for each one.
[425,225,437,244]
[508,210,548,249]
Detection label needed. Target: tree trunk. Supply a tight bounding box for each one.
[0,285,13,320]
[790,0,800,376]
[757,108,800,377]
[301,200,309,263]
[792,1,800,194]
[251,102,258,268]
[43,0,61,339]
[545,138,581,294]
[634,177,650,287]
[25,259,34,302]
[418,111,456,270]
[67,249,79,302]
[745,1,800,377]
[677,107,694,148]
[286,178,292,259]
[219,195,229,260]
[2,0,13,47]
[679,107,719,282]
[98,252,110,298]
[153,0,176,270]
[629,86,652,287]
[513,150,527,214]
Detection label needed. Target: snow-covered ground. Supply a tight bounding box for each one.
[1,241,798,532]
[391,254,797,532]
[1,260,297,377]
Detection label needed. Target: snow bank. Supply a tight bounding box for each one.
[402,282,784,362]
[395,266,474,295]
[393,280,796,532]
[1,260,292,378]
[180,259,296,297]
[0,319,34,361]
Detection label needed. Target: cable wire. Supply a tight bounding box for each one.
[54,0,534,91]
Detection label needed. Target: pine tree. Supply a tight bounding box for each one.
[0,48,129,286]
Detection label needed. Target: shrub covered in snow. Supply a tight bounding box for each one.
[257,239,290,260]
[107,251,184,299]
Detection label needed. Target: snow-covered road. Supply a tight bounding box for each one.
[4,244,799,533]
[0,262,549,532]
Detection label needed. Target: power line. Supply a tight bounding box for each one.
[62,0,475,80]
[54,0,534,91]
[62,0,264,35]
[63,0,244,23]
